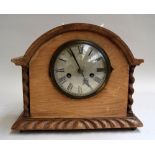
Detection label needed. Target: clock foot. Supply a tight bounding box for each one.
[131,128,137,130]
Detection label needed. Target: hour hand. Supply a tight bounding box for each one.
[83,78,92,89]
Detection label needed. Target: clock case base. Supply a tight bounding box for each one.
[11,112,142,131]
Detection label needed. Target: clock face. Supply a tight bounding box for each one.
[50,40,111,98]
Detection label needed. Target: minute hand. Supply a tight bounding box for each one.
[69,48,82,71]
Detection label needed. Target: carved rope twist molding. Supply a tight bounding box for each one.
[13,116,142,130]
[22,67,30,117]
[128,66,135,115]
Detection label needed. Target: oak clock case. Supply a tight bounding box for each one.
[11,23,144,131]
[50,40,112,99]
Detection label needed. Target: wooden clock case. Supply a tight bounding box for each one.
[11,23,144,131]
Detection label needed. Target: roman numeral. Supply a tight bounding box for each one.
[58,76,66,84]
[78,45,83,54]
[88,48,93,56]
[78,86,82,94]
[94,76,102,84]
[55,68,64,72]
[97,68,104,72]
[66,48,73,57]
[67,83,73,91]
[96,57,102,61]
[59,58,66,62]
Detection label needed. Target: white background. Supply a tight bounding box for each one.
[0,14,155,140]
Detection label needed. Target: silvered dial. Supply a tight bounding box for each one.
[50,41,111,98]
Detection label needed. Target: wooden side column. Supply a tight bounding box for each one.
[22,66,30,117]
[127,66,135,116]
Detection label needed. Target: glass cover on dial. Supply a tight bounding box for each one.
[50,40,111,98]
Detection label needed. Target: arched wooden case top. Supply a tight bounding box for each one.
[11,23,143,131]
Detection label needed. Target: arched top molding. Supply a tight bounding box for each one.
[11,23,144,66]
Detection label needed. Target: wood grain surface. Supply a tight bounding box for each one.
[29,31,129,118]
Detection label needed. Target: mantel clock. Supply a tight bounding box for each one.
[11,23,144,131]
